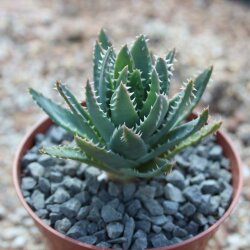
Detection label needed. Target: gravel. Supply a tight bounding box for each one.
[19,125,234,249]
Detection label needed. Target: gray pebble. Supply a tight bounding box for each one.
[175,155,190,168]
[164,183,185,202]
[101,205,122,223]
[22,177,37,190]
[190,174,205,185]
[150,233,169,248]
[66,221,88,239]
[63,177,82,194]
[54,218,71,233]
[78,235,97,245]
[180,202,196,217]
[38,177,51,194]
[173,226,188,238]
[53,188,70,203]
[108,182,121,197]
[123,183,136,201]
[135,185,156,199]
[152,225,162,233]
[166,170,185,189]
[74,191,90,205]
[183,186,203,205]
[123,216,135,250]
[38,155,55,166]
[151,215,168,226]
[162,222,175,232]
[186,221,199,235]
[35,209,48,219]
[135,220,151,233]
[87,207,101,222]
[31,190,45,210]
[163,201,179,215]
[126,199,142,217]
[22,153,37,165]
[87,222,98,234]
[49,171,63,183]
[209,145,223,160]
[141,198,164,216]
[131,237,148,250]
[194,213,208,226]
[106,222,124,239]
[60,198,81,218]
[77,206,90,220]
[201,180,220,195]
[190,155,208,172]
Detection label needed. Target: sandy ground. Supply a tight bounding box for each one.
[0,0,250,249]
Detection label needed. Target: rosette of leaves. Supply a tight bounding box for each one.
[30,29,221,180]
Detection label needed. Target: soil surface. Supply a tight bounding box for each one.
[0,0,250,249]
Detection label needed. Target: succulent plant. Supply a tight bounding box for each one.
[30,29,221,180]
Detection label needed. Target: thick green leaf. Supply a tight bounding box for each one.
[140,68,160,117]
[139,109,209,163]
[41,145,119,173]
[75,135,136,169]
[30,88,100,143]
[148,80,193,145]
[98,47,116,112]
[110,83,139,127]
[156,57,170,95]
[114,45,134,79]
[127,69,145,109]
[109,125,148,160]
[138,94,168,139]
[98,29,112,50]
[86,81,115,142]
[131,35,152,85]
[115,66,128,88]
[121,157,172,178]
[56,82,90,121]
[179,66,213,121]
[93,42,103,94]
[163,120,222,159]
[166,48,176,63]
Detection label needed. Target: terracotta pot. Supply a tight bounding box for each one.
[13,116,243,250]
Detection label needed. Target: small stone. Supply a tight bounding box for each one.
[201,180,220,195]
[54,218,72,233]
[85,166,102,176]
[46,204,60,213]
[94,230,107,242]
[183,186,203,205]
[86,177,100,194]
[67,221,88,239]
[36,209,48,219]
[141,198,164,216]
[131,237,148,250]
[163,201,179,215]
[135,185,156,199]
[221,157,230,169]
[150,233,169,248]
[74,191,90,205]
[164,183,185,202]
[210,196,220,213]
[194,213,208,226]
[49,126,65,143]
[49,212,63,224]
[151,215,168,226]
[190,155,208,172]
[126,199,142,217]
[162,222,175,232]
[107,237,126,243]
[78,235,97,245]
[150,181,164,197]
[63,161,79,176]
[77,206,90,220]
[53,188,70,203]
[122,216,135,250]
[173,226,188,238]
[186,221,199,235]
[31,190,45,210]
[220,186,233,208]
[101,205,122,223]
[60,198,81,218]
[96,242,111,247]
[76,164,88,178]
[175,155,190,168]
[106,222,124,239]
[38,177,51,194]
[180,202,196,217]
[219,169,232,183]
[135,220,151,233]
[49,171,63,183]
[108,182,121,197]
[21,177,37,190]
[38,155,55,166]
[152,225,162,233]
[209,145,223,160]
[190,174,205,185]
[87,207,101,222]
[87,222,98,234]
[22,153,37,165]
[123,183,136,201]
[63,177,82,194]
[166,170,185,189]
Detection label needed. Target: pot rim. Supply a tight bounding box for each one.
[13,115,243,250]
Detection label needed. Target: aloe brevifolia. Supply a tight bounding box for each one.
[30,29,221,179]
